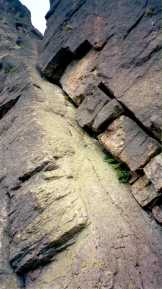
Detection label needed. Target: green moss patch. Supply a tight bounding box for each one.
[104,152,131,184]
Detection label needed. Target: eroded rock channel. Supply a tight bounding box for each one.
[0,0,162,288]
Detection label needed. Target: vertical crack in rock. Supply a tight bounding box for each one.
[124,0,151,39]
[19,274,26,289]
[98,82,115,100]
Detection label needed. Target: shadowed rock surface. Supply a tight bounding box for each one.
[0,0,162,289]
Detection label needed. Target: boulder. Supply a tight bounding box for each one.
[92,99,123,132]
[131,176,159,207]
[76,85,110,128]
[60,50,99,105]
[144,153,162,192]
[98,116,160,172]
[152,205,162,224]
[150,114,162,140]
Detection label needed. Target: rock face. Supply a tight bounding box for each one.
[39,0,162,208]
[40,0,162,138]
[0,1,162,289]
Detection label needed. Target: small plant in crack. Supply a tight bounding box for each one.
[104,152,131,183]
[145,6,156,17]
[63,24,73,32]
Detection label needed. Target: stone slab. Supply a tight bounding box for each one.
[98,116,160,172]
[92,99,123,132]
[131,176,159,207]
[144,153,162,192]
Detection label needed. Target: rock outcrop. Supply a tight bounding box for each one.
[0,1,162,289]
[40,0,162,214]
[40,0,161,139]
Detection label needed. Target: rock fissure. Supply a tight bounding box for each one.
[0,95,21,120]
[124,10,146,40]
[18,160,57,183]
[19,273,26,289]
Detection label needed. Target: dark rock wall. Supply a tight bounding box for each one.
[40,0,161,135]
[41,0,160,130]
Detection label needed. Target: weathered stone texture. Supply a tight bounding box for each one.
[144,153,162,192]
[0,190,19,289]
[131,176,159,207]
[9,160,88,273]
[92,99,124,132]
[60,50,99,105]
[98,116,160,172]
[0,0,42,287]
[76,85,110,128]
[0,69,89,275]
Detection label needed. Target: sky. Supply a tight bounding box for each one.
[20,0,50,34]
